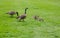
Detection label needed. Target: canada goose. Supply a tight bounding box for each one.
[6,11,18,17]
[33,15,39,20]
[16,8,28,21]
[33,15,44,21]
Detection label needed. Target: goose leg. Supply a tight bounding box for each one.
[23,19,24,22]
[19,18,21,22]
[10,15,13,18]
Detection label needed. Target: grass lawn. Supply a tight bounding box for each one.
[0,0,60,38]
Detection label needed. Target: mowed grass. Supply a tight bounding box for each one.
[0,0,60,38]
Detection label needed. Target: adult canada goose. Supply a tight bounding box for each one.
[33,15,44,21]
[16,8,28,21]
[6,11,18,17]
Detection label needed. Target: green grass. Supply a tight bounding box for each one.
[0,0,60,38]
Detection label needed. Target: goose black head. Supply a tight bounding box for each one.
[16,12,19,16]
[25,8,28,9]
[25,8,28,14]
